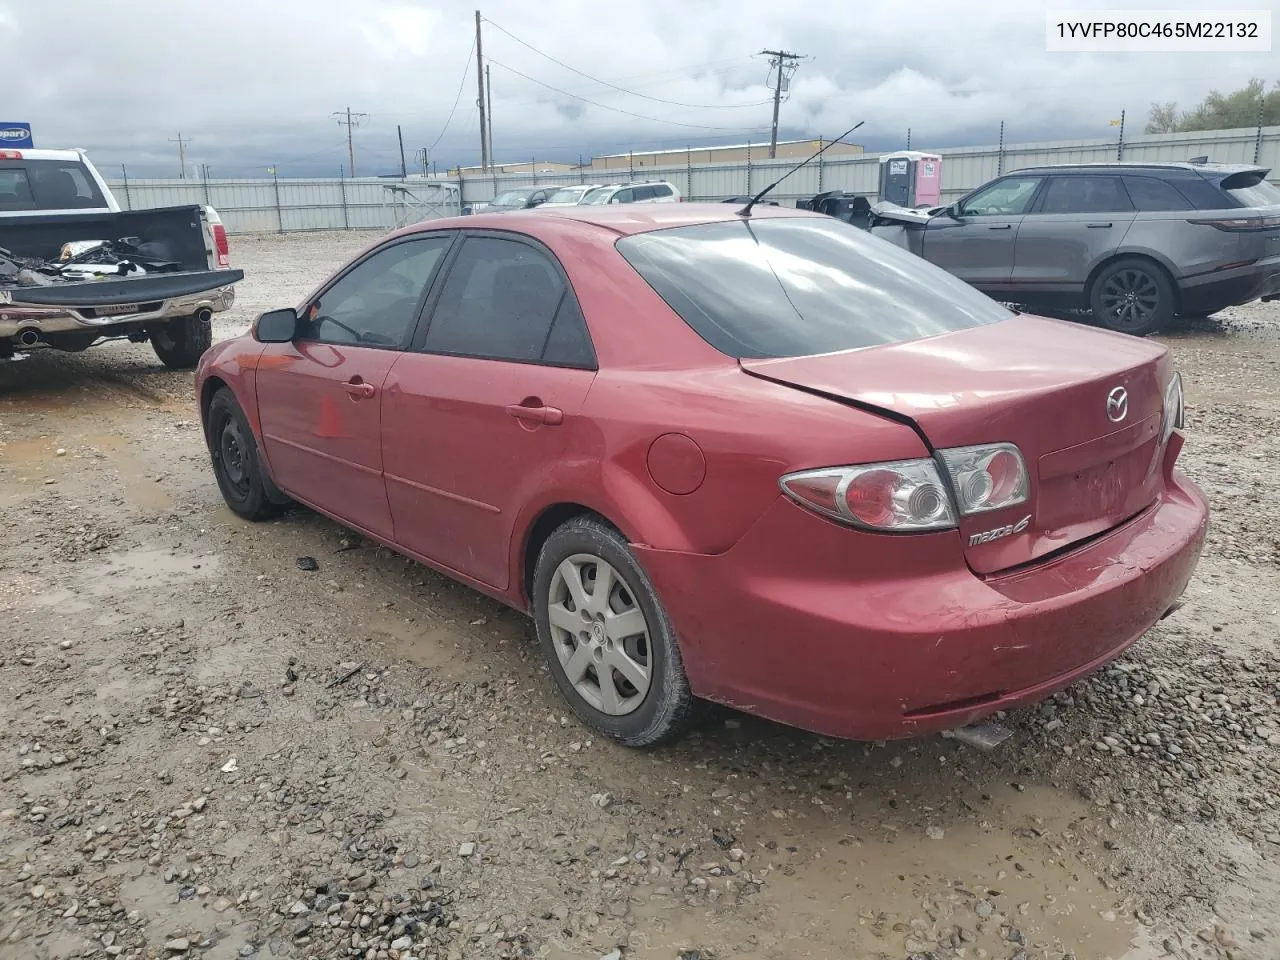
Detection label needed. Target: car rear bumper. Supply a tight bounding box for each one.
[0,284,235,340]
[635,442,1208,742]
[1178,254,1280,313]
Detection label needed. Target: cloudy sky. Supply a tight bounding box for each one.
[2,0,1275,178]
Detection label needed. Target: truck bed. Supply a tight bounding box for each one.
[0,205,213,271]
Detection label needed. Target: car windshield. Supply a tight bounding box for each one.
[616,216,1012,360]
[546,188,585,204]
[1219,171,1280,207]
[489,190,534,207]
[580,187,614,205]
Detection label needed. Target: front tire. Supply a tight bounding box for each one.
[532,517,697,748]
[205,388,284,521]
[1089,258,1175,336]
[150,314,213,369]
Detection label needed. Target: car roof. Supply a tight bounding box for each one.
[403,202,814,238]
[0,148,86,163]
[1011,161,1266,177]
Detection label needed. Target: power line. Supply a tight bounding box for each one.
[428,34,475,154]
[486,60,760,131]
[482,17,772,110]
[332,108,368,177]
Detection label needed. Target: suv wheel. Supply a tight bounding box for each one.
[1090,258,1175,336]
[532,516,698,748]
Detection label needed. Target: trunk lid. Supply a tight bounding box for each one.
[741,314,1173,574]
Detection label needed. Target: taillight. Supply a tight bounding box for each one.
[780,443,1031,532]
[0,150,23,160]
[1161,371,1185,445]
[780,460,956,531]
[1189,216,1280,232]
[938,443,1029,515]
[212,224,230,267]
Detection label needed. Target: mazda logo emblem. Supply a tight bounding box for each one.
[1106,386,1128,423]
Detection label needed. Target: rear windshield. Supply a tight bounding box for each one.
[1219,171,1280,207]
[615,217,1011,359]
[0,159,108,212]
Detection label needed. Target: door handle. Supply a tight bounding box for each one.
[987,224,1012,230]
[505,401,564,426]
[343,378,376,400]
[1086,222,1113,229]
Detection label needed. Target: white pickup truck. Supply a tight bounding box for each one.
[0,148,242,367]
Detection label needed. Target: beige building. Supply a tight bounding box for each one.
[589,138,864,172]
[448,159,576,176]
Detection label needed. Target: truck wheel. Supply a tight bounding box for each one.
[1089,258,1175,336]
[150,314,213,369]
[532,516,698,748]
[205,388,284,521]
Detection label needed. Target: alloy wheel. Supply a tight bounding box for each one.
[1099,269,1161,331]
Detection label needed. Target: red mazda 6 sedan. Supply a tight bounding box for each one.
[196,204,1208,748]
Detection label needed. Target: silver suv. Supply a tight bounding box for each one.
[871,162,1280,335]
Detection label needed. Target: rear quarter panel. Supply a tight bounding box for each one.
[1119,215,1235,280]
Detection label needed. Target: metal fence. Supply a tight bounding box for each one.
[104,176,461,235]
[106,124,1280,235]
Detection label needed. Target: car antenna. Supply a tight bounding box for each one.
[737,121,865,218]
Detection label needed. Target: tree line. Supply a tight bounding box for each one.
[1147,78,1280,133]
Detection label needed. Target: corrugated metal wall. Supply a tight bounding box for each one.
[106,126,1280,235]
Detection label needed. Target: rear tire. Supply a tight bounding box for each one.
[1089,258,1175,336]
[150,314,213,369]
[205,388,284,521]
[532,516,697,748]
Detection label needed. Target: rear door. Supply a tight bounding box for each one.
[255,234,454,540]
[921,175,1042,286]
[381,233,597,589]
[1011,175,1136,288]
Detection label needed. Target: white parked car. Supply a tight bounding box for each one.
[579,181,682,205]
[539,184,604,206]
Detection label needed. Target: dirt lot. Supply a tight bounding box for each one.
[2,231,1278,960]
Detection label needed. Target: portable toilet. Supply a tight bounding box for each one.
[878,151,943,207]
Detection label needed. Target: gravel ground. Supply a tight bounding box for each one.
[1,230,1278,960]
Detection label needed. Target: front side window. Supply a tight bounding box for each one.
[423,236,594,366]
[1039,176,1134,214]
[299,236,452,347]
[611,188,635,204]
[959,177,1042,216]
[617,217,1010,359]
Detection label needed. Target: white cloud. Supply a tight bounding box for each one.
[2,0,1275,176]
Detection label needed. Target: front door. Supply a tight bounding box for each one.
[922,175,1043,287]
[255,234,454,540]
[381,234,598,589]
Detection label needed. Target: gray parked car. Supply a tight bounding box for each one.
[870,162,1280,335]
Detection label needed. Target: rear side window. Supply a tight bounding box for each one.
[1039,176,1133,214]
[617,217,1010,359]
[1122,177,1192,211]
[1219,171,1280,207]
[0,159,107,211]
[424,236,595,367]
[1173,177,1236,210]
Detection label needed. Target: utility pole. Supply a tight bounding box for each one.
[333,107,368,178]
[397,124,408,178]
[486,63,494,165]
[475,11,489,172]
[761,50,803,159]
[169,132,191,179]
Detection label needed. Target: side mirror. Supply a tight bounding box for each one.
[255,308,298,343]
[946,203,963,219]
